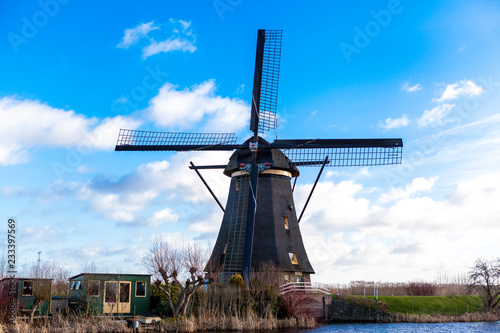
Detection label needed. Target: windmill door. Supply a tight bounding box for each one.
[103,281,131,314]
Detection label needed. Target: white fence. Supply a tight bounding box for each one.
[279,282,329,295]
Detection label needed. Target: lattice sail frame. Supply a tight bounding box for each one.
[258,30,282,133]
[283,146,403,167]
[116,129,238,147]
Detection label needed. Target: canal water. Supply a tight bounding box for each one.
[282,321,500,332]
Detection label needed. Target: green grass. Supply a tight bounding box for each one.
[357,295,484,315]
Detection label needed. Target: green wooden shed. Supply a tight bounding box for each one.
[68,273,151,316]
[0,277,52,317]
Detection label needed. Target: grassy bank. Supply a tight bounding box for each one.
[357,295,484,315]
[333,295,498,323]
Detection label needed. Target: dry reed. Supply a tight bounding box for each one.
[391,311,499,323]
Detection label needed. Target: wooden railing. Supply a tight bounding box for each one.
[279,282,329,295]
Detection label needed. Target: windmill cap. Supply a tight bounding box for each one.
[224,137,300,177]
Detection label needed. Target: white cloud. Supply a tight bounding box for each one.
[378,114,410,130]
[401,82,422,93]
[417,104,455,128]
[434,80,485,102]
[300,170,500,282]
[20,226,60,243]
[142,19,196,59]
[117,19,196,59]
[70,151,230,226]
[306,111,500,281]
[176,19,191,33]
[0,96,141,165]
[147,80,250,132]
[147,207,179,227]
[307,110,318,121]
[295,180,377,231]
[142,38,196,58]
[76,164,94,174]
[378,176,439,203]
[117,21,159,49]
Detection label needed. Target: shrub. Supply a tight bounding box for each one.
[150,283,182,317]
[229,274,245,288]
[406,282,436,296]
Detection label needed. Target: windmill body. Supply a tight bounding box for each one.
[115,29,403,285]
[207,137,314,283]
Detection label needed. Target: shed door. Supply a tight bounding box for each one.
[103,281,131,314]
[118,282,131,313]
[103,282,118,314]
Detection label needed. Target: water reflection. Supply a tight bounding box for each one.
[275,321,500,333]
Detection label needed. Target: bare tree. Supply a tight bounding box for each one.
[79,260,108,274]
[468,258,500,312]
[143,237,210,321]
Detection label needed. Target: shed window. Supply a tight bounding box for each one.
[75,281,81,290]
[289,252,298,265]
[136,281,146,297]
[89,280,99,297]
[284,216,289,230]
[105,282,118,303]
[70,281,76,290]
[22,281,33,296]
[120,283,130,303]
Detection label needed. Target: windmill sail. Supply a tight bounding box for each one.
[115,129,239,151]
[273,138,403,167]
[250,30,282,135]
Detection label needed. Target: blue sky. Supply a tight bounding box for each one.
[1,0,500,283]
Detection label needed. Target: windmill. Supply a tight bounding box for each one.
[115,30,403,284]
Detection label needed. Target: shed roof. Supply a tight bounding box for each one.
[69,273,151,280]
[0,278,52,283]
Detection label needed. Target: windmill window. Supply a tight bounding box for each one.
[283,216,289,230]
[89,280,100,297]
[289,252,298,265]
[284,274,290,283]
[22,281,34,296]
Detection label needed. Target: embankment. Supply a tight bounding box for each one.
[328,295,499,323]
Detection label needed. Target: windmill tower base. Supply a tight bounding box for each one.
[206,144,314,284]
